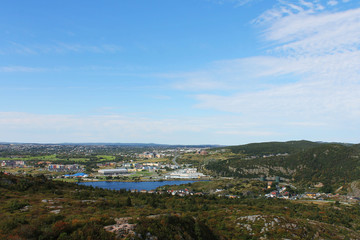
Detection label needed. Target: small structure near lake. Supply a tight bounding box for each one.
[98,168,128,176]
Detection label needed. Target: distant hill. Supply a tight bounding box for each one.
[207,142,360,189]
[0,142,221,148]
[223,140,322,156]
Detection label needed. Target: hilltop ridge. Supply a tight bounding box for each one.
[206,141,360,191]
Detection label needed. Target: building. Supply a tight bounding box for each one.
[98,168,128,176]
[64,172,88,178]
[48,164,83,172]
[1,160,25,167]
[165,168,205,179]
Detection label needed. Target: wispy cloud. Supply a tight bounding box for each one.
[0,66,46,73]
[211,0,261,7]
[215,130,277,136]
[327,0,338,6]
[170,0,360,137]
[254,0,326,24]
[1,42,123,55]
[6,42,38,55]
[0,112,281,144]
[51,42,123,54]
[161,59,266,91]
[261,6,360,56]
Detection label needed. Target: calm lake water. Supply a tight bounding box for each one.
[78,180,197,191]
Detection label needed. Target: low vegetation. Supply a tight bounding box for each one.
[1,173,360,239]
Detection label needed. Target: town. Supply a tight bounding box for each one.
[1,142,360,206]
[0,144,211,182]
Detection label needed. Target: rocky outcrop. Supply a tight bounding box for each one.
[104,217,135,238]
[348,180,360,197]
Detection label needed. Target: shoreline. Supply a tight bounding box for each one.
[76,177,211,183]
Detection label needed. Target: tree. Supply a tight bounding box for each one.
[126,197,132,207]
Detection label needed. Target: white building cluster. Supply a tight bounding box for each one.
[165,168,205,179]
[98,168,128,175]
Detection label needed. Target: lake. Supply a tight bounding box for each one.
[78,180,197,191]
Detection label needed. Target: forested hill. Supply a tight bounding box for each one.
[207,142,360,189]
[224,140,322,156]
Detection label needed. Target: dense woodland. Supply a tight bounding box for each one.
[223,140,322,155]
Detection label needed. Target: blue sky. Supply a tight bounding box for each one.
[1,0,360,145]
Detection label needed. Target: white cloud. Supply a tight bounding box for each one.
[168,0,360,142]
[3,0,359,144]
[211,0,259,6]
[0,112,277,144]
[327,0,338,6]
[195,80,360,120]
[264,7,360,56]
[1,42,123,55]
[215,130,277,136]
[233,0,258,6]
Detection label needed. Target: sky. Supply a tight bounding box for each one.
[1,0,360,145]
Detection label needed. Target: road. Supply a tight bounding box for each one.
[172,154,179,167]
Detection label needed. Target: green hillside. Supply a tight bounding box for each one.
[207,143,360,189]
[224,140,321,156]
[2,173,360,239]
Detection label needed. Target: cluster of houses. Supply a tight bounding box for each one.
[48,164,84,172]
[1,160,26,168]
[263,186,356,202]
[265,186,291,199]
[96,162,118,167]
[129,188,204,197]
[136,148,211,159]
[165,168,205,179]
[97,162,180,176]
[166,189,204,197]
[195,150,208,155]
[96,164,206,179]
[124,162,161,171]
[294,192,350,201]
[137,152,165,159]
